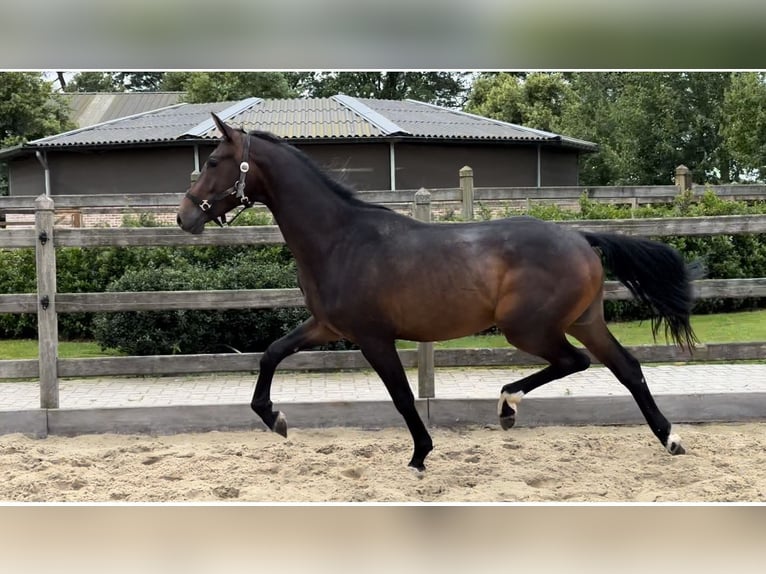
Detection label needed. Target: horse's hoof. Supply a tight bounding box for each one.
[668,442,686,455]
[408,463,426,478]
[497,391,522,430]
[665,428,686,455]
[272,411,288,438]
[499,415,516,430]
[666,430,685,455]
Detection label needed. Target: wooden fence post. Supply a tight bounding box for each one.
[459,166,474,221]
[675,165,692,192]
[413,188,435,399]
[35,195,59,408]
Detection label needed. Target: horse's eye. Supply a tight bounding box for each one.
[207,157,218,168]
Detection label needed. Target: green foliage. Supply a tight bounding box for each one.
[0,72,75,148]
[0,72,75,195]
[64,72,166,93]
[557,72,728,186]
[464,72,763,185]
[113,73,165,92]
[163,72,297,103]
[465,72,573,132]
[293,72,470,108]
[121,212,164,227]
[228,208,274,226]
[92,255,307,356]
[476,202,493,221]
[721,72,766,178]
[0,249,37,337]
[63,72,124,93]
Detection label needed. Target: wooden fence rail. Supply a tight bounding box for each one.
[2,278,765,315]
[1,191,765,409]
[2,183,766,213]
[4,342,766,382]
[3,214,766,250]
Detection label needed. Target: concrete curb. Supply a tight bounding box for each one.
[0,410,47,437]
[429,392,766,427]
[2,392,765,437]
[45,400,426,436]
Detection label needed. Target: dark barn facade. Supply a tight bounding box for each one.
[0,95,597,198]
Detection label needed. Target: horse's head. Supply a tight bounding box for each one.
[177,113,260,234]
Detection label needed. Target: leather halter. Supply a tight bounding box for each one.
[185,133,253,226]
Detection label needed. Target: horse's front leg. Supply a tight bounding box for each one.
[357,337,433,472]
[251,317,338,436]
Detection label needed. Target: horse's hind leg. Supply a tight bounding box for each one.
[567,318,685,455]
[497,335,591,430]
[357,337,433,472]
[251,317,338,436]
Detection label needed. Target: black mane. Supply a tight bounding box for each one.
[248,129,391,212]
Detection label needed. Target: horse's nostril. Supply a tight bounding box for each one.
[176,214,182,227]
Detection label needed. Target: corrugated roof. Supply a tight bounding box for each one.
[218,96,596,150]
[358,98,597,149]
[0,95,597,159]
[30,101,237,148]
[63,92,185,128]
[209,97,388,139]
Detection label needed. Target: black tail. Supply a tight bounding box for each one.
[582,231,702,350]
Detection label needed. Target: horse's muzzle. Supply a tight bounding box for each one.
[176,210,206,235]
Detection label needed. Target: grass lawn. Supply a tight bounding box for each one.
[0,310,766,359]
[1,309,764,359]
[396,309,766,350]
[0,340,120,360]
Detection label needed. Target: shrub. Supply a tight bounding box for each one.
[92,255,310,355]
[0,248,37,337]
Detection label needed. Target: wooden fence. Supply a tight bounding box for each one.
[2,164,766,227]
[1,184,765,408]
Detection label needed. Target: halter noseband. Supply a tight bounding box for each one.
[185,133,254,227]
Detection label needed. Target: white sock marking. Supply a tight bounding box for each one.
[498,391,524,416]
[666,426,682,453]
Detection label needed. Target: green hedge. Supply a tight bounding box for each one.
[92,254,309,355]
[0,209,291,342]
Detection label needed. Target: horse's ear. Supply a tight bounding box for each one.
[211,113,234,142]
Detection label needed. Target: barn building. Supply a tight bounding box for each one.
[0,95,597,199]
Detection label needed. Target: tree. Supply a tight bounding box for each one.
[721,72,766,181]
[682,72,733,183]
[1,73,71,146]
[465,72,753,186]
[64,72,124,92]
[603,73,688,185]
[162,72,297,103]
[555,72,735,185]
[556,72,624,186]
[465,72,526,123]
[114,72,165,92]
[465,72,572,131]
[0,72,75,194]
[65,72,166,92]
[293,72,470,107]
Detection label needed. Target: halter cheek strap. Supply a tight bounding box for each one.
[231,134,252,205]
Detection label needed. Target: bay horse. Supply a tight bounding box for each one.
[177,113,698,472]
